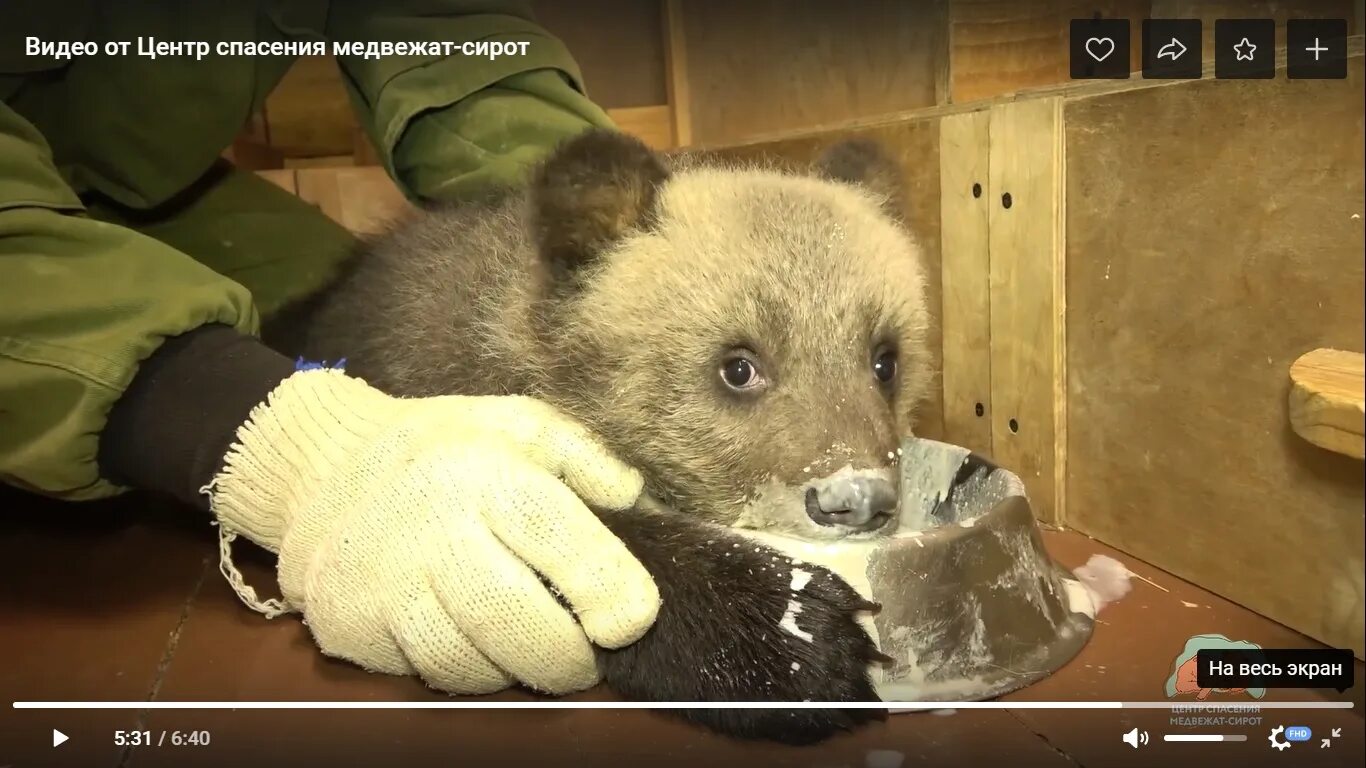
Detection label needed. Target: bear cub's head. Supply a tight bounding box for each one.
[528,130,931,539]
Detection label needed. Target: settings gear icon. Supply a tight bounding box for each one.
[1269,725,1291,751]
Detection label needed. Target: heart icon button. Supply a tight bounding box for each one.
[1085,36,1116,62]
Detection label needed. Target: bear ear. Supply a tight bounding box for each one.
[812,138,907,221]
[531,129,671,279]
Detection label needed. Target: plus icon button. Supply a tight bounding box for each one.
[1287,19,1347,79]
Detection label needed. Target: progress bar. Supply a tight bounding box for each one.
[1164,734,1251,742]
[11,701,1356,711]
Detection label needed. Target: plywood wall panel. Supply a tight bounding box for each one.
[986,98,1067,524]
[1063,58,1366,655]
[679,0,944,145]
[294,167,415,236]
[950,0,1149,103]
[938,110,995,455]
[607,105,676,150]
[531,0,667,108]
[263,56,357,158]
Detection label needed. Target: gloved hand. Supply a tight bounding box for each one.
[203,367,660,695]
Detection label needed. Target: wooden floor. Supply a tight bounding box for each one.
[2,485,1361,768]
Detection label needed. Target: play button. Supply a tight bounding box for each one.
[53,729,68,747]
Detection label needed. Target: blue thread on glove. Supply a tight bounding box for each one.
[295,356,348,372]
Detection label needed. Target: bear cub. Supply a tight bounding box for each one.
[282,129,933,744]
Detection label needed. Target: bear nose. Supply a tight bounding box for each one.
[804,475,898,532]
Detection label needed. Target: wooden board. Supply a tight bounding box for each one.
[1063,58,1366,656]
[950,1,1072,104]
[283,155,356,170]
[606,105,675,151]
[255,169,297,195]
[938,109,995,455]
[662,0,693,147]
[264,56,358,158]
[986,98,1067,524]
[703,120,946,442]
[949,1,1148,104]
[293,167,415,236]
[678,0,943,145]
[1289,348,1366,460]
[532,0,667,109]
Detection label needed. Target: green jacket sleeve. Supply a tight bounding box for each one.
[0,101,259,500]
[325,0,616,203]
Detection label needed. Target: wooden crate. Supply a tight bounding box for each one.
[1061,56,1365,658]
[686,41,1366,657]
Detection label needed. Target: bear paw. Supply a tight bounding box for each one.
[593,508,890,744]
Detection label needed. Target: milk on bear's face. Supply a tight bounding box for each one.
[530,133,932,539]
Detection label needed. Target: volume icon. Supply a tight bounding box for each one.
[1123,728,1150,748]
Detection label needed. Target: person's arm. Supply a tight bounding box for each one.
[0,100,281,505]
[325,0,616,203]
[2,99,660,697]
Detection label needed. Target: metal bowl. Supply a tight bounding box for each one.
[737,437,1095,702]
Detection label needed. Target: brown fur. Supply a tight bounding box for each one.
[531,128,671,285]
[277,130,933,743]
[291,132,931,528]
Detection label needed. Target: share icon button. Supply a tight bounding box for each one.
[1143,19,1203,79]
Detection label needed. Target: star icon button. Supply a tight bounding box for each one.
[1216,19,1274,79]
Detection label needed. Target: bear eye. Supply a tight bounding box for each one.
[873,348,897,384]
[720,355,763,391]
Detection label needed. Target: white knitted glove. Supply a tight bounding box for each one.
[203,368,660,695]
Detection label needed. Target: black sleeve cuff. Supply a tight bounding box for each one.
[97,324,296,510]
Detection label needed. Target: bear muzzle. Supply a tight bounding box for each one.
[803,471,899,532]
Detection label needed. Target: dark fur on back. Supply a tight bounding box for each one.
[276,130,935,743]
[813,137,907,222]
[532,129,671,287]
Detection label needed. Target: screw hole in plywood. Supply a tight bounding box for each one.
[1009,418,1019,434]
